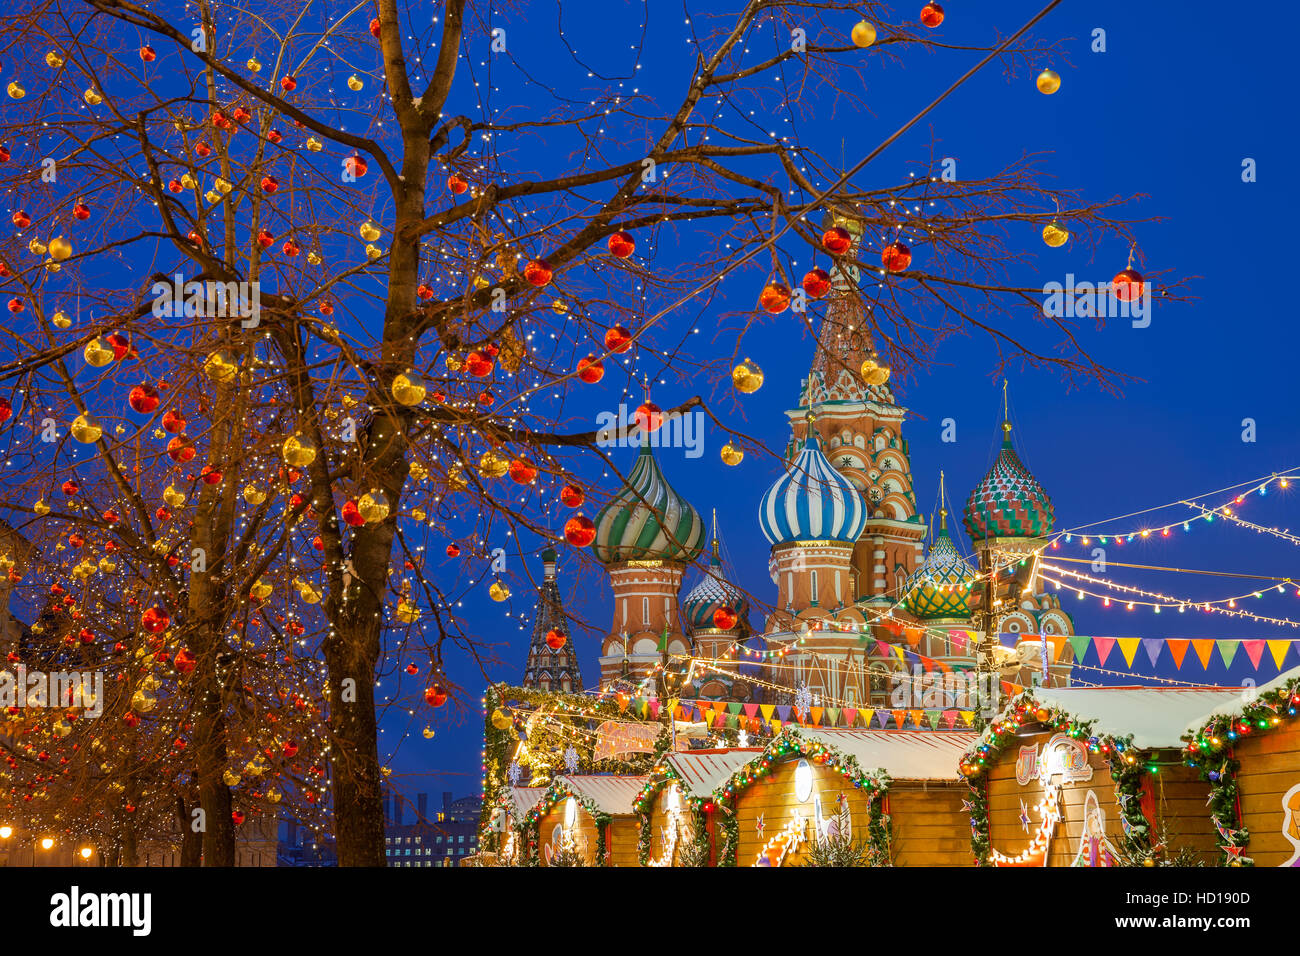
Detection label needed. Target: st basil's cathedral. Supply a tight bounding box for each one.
[517,210,1078,709]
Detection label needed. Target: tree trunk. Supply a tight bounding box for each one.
[323,620,386,866]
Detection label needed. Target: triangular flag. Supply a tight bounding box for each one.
[1067,634,1092,663]
[904,627,924,647]
[1140,639,1163,668]
[1241,639,1266,670]
[809,706,824,727]
[919,655,935,673]
[743,703,759,718]
[1191,639,1215,670]
[726,702,743,715]
[824,707,841,727]
[875,640,892,658]
[890,710,907,728]
[1217,640,1239,670]
[648,700,660,719]
[760,703,775,723]
[1166,639,1190,670]
[1092,637,1116,668]
[959,711,975,727]
[925,710,943,729]
[775,705,791,723]
[842,707,858,728]
[712,701,727,713]
[1267,640,1292,669]
[948,630,968,653]
[908,709,923,727]
[874,710,890,728]
[942,709,958,729]
[1117,638,1141,668]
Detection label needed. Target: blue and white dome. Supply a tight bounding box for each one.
[682,550,749,632]
[759,429,867,545]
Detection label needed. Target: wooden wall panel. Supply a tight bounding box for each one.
[1234,724,1300,867]
[886,785,974,866]
[536,804,600,866]
[733,759,871,867]
[607,817,640,868]
[1147,766,1218,864]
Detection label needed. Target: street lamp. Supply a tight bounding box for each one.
[39,837,54,851]
[0,826,11,840]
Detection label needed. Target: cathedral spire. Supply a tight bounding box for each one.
[521,549,583,693]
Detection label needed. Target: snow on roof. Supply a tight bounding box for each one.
[1181,663,1300,728]
[794,729,978,781]
[665,749,763,796]
[1027,685,1253,749]
[508,786,547,818]
[554,775,649,816]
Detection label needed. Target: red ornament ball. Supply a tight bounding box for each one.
[712,605,739,630]
[881,240,912,272]
[0,397,11,424]
[822,225,853,255]
[465,350,494,377]
[607,230,635,258]
[508,457,538,485]
[128,383,160,414]
[920,3,945,27]
[139,45,156,62]
[1111,268,1144,302]
[560,483,584,508]
[162,408,187,433]
[167,436,196,463]
[345,154,368,178]
[758,281,792,314]
[73,200,90,220]
[341,499,366,527]
[370,17,382,38]
[174,648,197,674]
[802,267,832,299]
[545,629,567,650]
[523,258,552,287]
[604,325,633,354]
[564,514,597,548]
[280,75,297,92]
[447,174,469,195]
[141,606,170,634]
[425,684,449,708]
[576,354,604,384]
[445,543,461,557]
[634,401,663,432]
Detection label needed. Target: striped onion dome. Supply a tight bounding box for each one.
[963,422,1054,541]
[901,511,978,621]
[682,545,748,632]
[759,425,867,546]
[592,442,706,564]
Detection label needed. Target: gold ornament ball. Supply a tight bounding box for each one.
[45,51,64,68]
[34,499,50,516]
[7,82,25,100]
[83,337,115,367]
[365,243,383,260]
[52,311,71,329]
[422,727,436,739]
[1042,221,1070,248]
[297,581,322,604]
[282,434,317,467]
[358,490,391,523]
[851,20,877,47]
[47,236,72,261]
[98,557,116,574]
[391,372,427,406]
[163,485,186,508]
[720,442,744,466]
[446,465,468,492]
[223,769,241,786]
[359,221,381,242]
[731,358,764,394]
[204,350,239,384]
[347,74,363,91]
[251,579,273,601]
[28,238,46,256]
[488,580,511,602]
[1036,68,1061,95]
[306,137,323,152]
[860,358,891,386]
[246,57,262,73]
[71,414,102,444]
[242,484,268,506]
[491,709,512,730]
[84,88,103,106]
[395,598,421,624]
[479,450,509,479]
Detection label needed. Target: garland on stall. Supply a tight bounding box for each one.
[1183,673,1300,865]
[522,778,614,867]
[959,693,1165,867]
[867,797,892,866]
[716,806,739,866]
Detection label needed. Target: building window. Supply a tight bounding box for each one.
[810,570,818,604]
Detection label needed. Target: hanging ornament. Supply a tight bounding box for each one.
[204,350,239,384]
[6,82,24,100]
[446,464,468,492]
[447,173,470,195]
[881,240,912,272]
[545,629,567,650]
[731,358,764,394]
[564,514,596,547]
[359,221,381,241]
[720,442,744,466]
[634,401,663,432]
[396,599,421,624]
[347,74,363,91]
[141,606,170,633]
[1112,268,1144,302]
[1036,68,1061,95]
[465,350,494,377]
[425,684,449,707]
[72,199,90,220]
[560,484,584,508]
[604,325,633,353]
[161,408,187,433]
[345,154,368,178]
[70,414,102,443]
[758,281,792,314]
[712,606,739,630]
[445,543,461,557]
[391,372,427,406]
[280,75,296,92]
[822,225,853,255]
[128,383,160,414]
[508,457,538,485]
[576,354,604,383]
[523,259,552,287]
[607,230,635,258]
[83,338,115,368]
[52,311,71,329]
[167,436,196,463]
[11,210,30,229]
[479,450,509,479]
[920,3,945,27]
[243,484,267,505]
[84,88,103,106]
[802,267,832,299]
[1042,221,1069,248]
[490,708,511,730]
[163,485,186,508]
[282,434,317,467]
[45,50,64,68]
[0,397,10,424]
[851,20,877,47]
[488,581,510,602]
[357,490,390,523]
[48,236,72,261]
[106,332,132,360]
[341,499,365,527]
[860,357,891,386]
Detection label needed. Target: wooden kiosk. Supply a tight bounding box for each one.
[527,774,647,866]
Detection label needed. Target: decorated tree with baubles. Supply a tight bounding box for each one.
[0,0,1183,864]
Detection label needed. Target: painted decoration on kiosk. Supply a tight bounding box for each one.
[1015,743,1039,785]
[1042,733,1094,783]
[1283,782,1300,867]
[1070,789,1120,867]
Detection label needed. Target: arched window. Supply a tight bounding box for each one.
[810,570,819,604]
[641,596,650,626]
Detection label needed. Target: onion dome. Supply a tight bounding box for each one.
[901,508,977,621]
[592,442,706,564]
[682,535,748,633]
[963,421,1054,542]
[759,418,867,545]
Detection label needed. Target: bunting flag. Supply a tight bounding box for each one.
[925,710,943,729]
[1192,639,1215,670]
[959,710,975,727]
[743,703,759,719]
[860,708,874,728]
[726,702,742,715]
[1216,640,1239,669]
[1067,633,1092,664]
[842,707,857,728]
[809,706,824,727]
[775,705,791,723]
[1140,638,1163,668]
[824,707,840,727]
[1092,637,1116,667]
[949,630,969,654]
[760,703,775,723]
[907,709,923,727]
[890,710,906,728]
[1268,640,1292,669]
[1165,639,1190,670]
[1116,638,1141,668]
[942,709,958,729]
[1241,639,1266,669]
[875,710,890,729]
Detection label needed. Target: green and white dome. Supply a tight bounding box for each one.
[592,443,706,564]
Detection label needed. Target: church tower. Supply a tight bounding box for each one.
[592,440,706,691]
[520,548,584,693]
[787,208,926,610]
